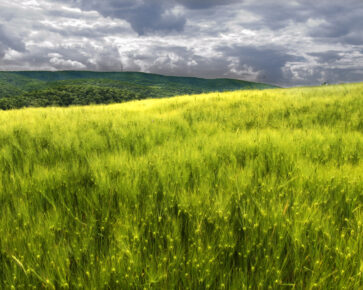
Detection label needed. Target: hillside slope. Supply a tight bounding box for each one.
[0,71,277,110]
[11,71,276,90]
[0,84,362,289]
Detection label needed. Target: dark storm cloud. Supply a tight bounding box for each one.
[54,0,238,35]
[0,24,26,58]
[123,3,185,35]
[239,2,309,30]
[175,0,238,9]
[55,0,186,35]
[305,3,363,45]
[242,0,363,45]
[218,45,305,84]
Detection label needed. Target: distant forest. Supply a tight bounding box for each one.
[0,71,277,110]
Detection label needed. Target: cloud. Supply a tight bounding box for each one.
[52,0,240,35]
[123,2,186,35]
[175,0,238,10]
[54,0,186,35]
[218,45,305,84]
[0,24,26,58]
[49,56,87,70]
[308,51,344,64]
[306,4,363,45]
[240,0,363,45]
[1,41,123,71]
[288,65,363,85]
[0,0,362,86]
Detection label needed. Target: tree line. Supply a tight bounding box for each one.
[0,85,154,110]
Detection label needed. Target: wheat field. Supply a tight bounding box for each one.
[0,84,362,289]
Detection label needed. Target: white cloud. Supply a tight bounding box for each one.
[49,57,87,69]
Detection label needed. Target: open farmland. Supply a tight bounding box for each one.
[0,84,362,289]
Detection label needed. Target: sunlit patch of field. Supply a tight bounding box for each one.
[0,84,362,289]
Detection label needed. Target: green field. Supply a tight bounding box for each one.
[0,83,362,289]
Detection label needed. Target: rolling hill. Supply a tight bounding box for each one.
[0,71,277,110]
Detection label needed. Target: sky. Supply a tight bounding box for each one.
[0,0,363,86]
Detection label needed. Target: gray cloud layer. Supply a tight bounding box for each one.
[0,0,362,86]
[0,24,26,57]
